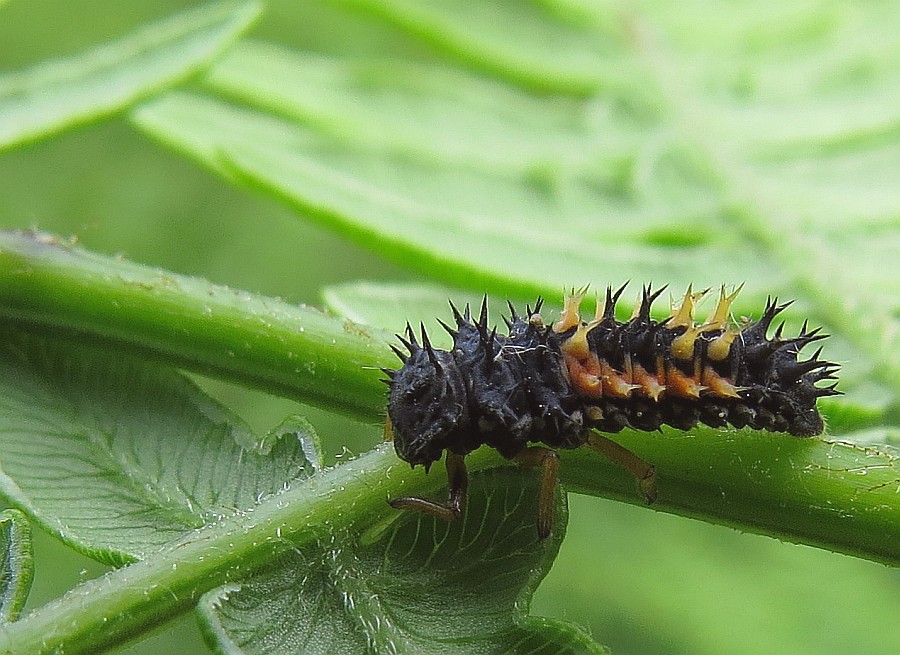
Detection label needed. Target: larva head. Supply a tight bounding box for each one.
[385,325,469,468]
[783,386,826,436]
[760,338,840,437]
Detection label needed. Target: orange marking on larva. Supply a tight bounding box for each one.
[561,330,605,398]
[655,354,666,378]
[632,363,666,400]
[701,368,743,398]
[584,350,603,378]
[567,356,603,397]
[560,326,590,359]
[666,367,706,399]
[600,360,639,398]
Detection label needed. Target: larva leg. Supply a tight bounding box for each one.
[383,416,394,442]
[514,446,560,539]
[588,435,657,504]
[389,452,468,522]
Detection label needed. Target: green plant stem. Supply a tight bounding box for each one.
[0,443,413,655]
[564,431,900,565]
[2,425,900,653]
[0,230,386,420]
[1,229,900,653]
[2,229,900,566]
[0,445,510,655]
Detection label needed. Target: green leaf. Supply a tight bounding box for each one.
[132,5,900,411]
[0,0,261,152]
[0,509,33,623]
[199,467,603,655]
[324,0,638,96]
[0,326,319,565]
[323,281,489,348]
[204,40,622,175]
[132,89,780,319]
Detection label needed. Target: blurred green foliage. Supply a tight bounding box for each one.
[1,2,899,654]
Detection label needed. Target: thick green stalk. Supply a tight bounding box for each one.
[0,443,438,654]
[2,427,899,653]
[0,229,898,611]
[563,431,900,565]
[0,231,386,419]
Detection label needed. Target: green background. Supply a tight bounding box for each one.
[2,2,899,654]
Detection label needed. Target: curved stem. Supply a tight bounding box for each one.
[0,444,404,654]
[2,429,900,654]
[1,230,899,654]
[0,230,386,420]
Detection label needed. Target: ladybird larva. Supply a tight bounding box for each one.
[382,285,839,538]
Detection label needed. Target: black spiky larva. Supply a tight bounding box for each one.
[382,284,840,538]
